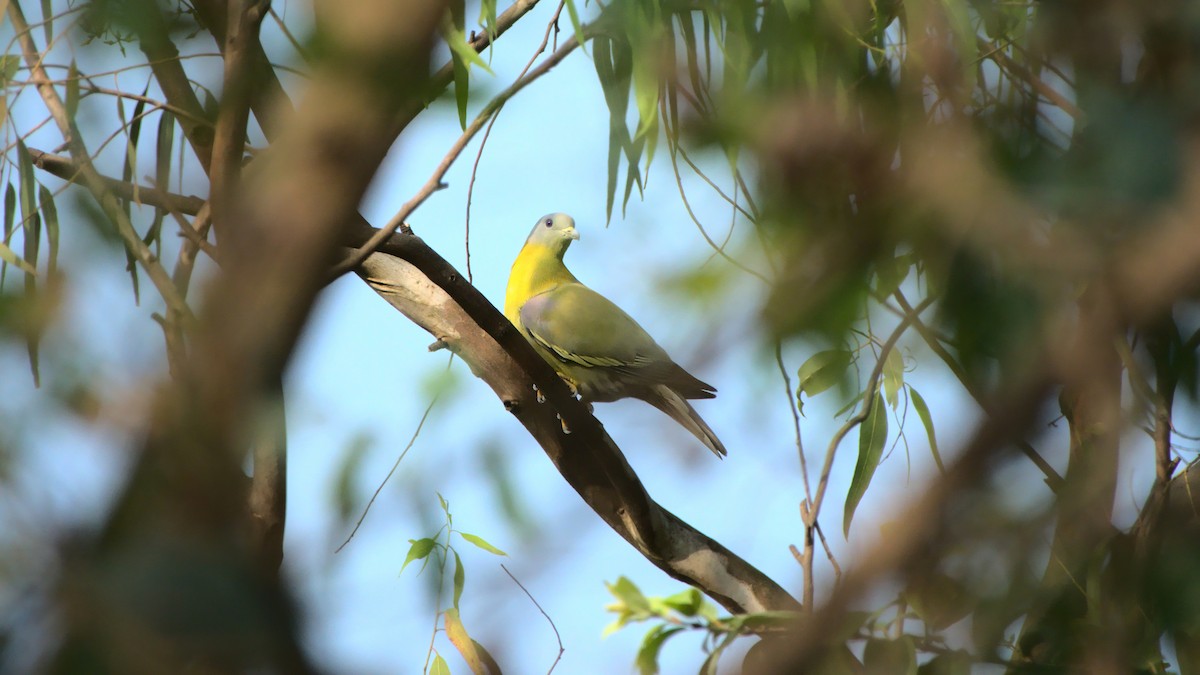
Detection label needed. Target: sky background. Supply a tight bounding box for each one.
[0,1,1167,673]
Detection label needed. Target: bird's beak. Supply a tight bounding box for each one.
[564,227,580,241]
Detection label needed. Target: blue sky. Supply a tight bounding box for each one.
[0,2,1166,673]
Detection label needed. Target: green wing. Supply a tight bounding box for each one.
[519,283,666,371]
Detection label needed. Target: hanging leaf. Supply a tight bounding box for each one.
[451,549,465,609]
[2,182,16,288]
[38,186,58,279]
[882,347,904,409]
[796,349,852,403]
[66,59,79,121]
[444,608,486,675]
[863,636,917,675]
[908,386,944,472]
[429,653,451,675]
[563,0,586,55]
[635,624,683,675]
[844,392,888,537]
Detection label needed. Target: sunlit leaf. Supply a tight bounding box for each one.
[400,537,438,574]
[659,587,704,616]
[429,653,451,675]
[444,608,481,674]
[908,386,944,472]
[457,532,506,556]
[882,347,904,409]
[797,349,852,402]
[844,392,887,537]
[0,56,18,87]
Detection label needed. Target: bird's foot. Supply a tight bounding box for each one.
[533,384,545,404]
[556,413,572,434]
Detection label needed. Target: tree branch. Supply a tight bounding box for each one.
[347,226,798,615]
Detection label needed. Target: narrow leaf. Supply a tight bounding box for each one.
[40,0,53,45]
[38,186,58,279]
[457,532,506,556]
[400,538,437,573]
[444,608,485,675]
[563,0,586,55]
[452,549,465,610]
[2,182,16,287]
[843,392,888,537]
[0,241,35,276]
[882,348,904,409]
[908,387,944,473]
[66,59,79,121]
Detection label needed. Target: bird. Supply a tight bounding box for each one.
[504,212,727,458]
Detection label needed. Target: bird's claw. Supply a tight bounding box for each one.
[557,413,572,434]
[533,384,545,404]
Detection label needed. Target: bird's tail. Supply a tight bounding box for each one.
[645,385,728,458]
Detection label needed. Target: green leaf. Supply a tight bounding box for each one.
[659,588,703,616]
[66,60,79,121]
[863,636,916,675]
[797,349,852,401]
[437,492,450,518]
[844,392,888,537]
[452,549,465,609]
[636,625,682,675]
[332,431,371,524]
[917,651,972,675]
[40,0,52,43]
[444,2,492,130]
[737,610,802,630]
[400,537,438,573]
[563,0,586,54]
[2,182,15,288]
[477,0,498,47]
[458,532,506,556]
[908,387,944,473]
[607,576,650,613]
[0,56,18,87]
[38,186,58,279]
[875,253,910,298]
[0,241,35,277]
[429,653,451,675]
[905,572,974,630]
[882,348,904,409]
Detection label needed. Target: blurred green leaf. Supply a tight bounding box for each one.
[906,571,974,630]
[38,186,58,279]
[40,0,53,43]
[478,0,498,49]
[797,349,852,404]
[563,0,586,55]
[452,549,464,609]
[908,386,943,473]
[863,636,916,675]
[400,537,438,574]
[635,624,682,675]
[0,56,18,87]
[882,348,904,409]
[2,182,16,288]
[430,653,451,675]
[659,587,703,616]
[66,59,79,121]
[844,392,887,537]
[457,532,506,557]
[332,431,372,524]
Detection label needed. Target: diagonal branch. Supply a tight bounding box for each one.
[346,223,798,615]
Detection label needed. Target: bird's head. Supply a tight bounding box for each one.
[525,212,579,254]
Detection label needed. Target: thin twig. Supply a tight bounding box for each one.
[330,27,586,278]
[336,364,447,553]
[463,1,566,283]
[7,0,193,321]
[807,296,935,527]
[502,563,564,675]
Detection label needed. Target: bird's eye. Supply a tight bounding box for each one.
[544,218,553,228]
